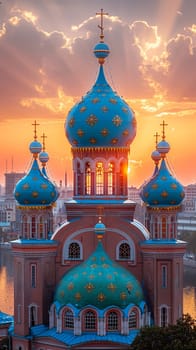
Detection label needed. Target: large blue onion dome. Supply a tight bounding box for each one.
[140,131,184,207]
[65,36,136,148]
[14,126,59,207]
[55,221,144,310]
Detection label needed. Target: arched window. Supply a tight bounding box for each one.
[84,310,96,330]
[64,309,74,329]
[22,215,28,237]
[119,242,130,260]
[129,310,137,329]
[85,162,91,195]
[108,162,115,195]
[96,162,104,195]
[29,305,37,327]
[160,306,168,327]
[68,242,80,259]
[107,311,118,331]
[119,161,127,196]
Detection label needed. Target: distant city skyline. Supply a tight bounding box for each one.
[0,0,195,187]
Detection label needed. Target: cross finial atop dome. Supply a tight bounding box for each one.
[41,133,47,151]
[154,131,160,146]
[32,120,40,141]
[160,120,168,141]
[96,8,108,42]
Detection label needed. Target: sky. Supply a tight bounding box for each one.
[0,0,196,188]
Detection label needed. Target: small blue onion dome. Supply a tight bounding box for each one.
[39,151,49,165]
[55,241,144,309]
[157,139,170,157]
[65,39,136,148]
[94,217,106,239]
[14,137,59,206]
[151,149,161,164]
[140,158,185,207]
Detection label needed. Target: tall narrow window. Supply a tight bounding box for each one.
[85,162,91,195]
[68,242,80,259]
[84,311,96,330]
[154,217,158,239]
[162,217,167,239]
[119,162,127,195]
[39,216,44,238]
[108,162,115,195]
[77,162,82,195]
[119,242,130,260]
[107,311,118,331]
[96,162,104,195]
[31,216,36,238]
[23,215,28,237]
[161,265,167,288]
[160,307,168,327]
[31,264,36,288]
[64,309,74,329]
[129,310,137,328]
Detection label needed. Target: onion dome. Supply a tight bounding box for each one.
[55,220,144,310]
[14,122,59,206]
[140,122,184,207]
[65,22,136,148]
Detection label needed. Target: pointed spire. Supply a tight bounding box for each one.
[96,8,109,42]
[29,120,42,159]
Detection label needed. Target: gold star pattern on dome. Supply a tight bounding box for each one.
[101,256,106,262]
[120,292,127,300]
[101,128,109,136]
[77,129,84,137]
[101,106,108,112]
[144,192,149,197]
[109,98,117,104]
[86,114,98,126]
[92,98,100,104]
[82,271,87,275]
[75,292,81,301]
[122,129,129,136]
[171,183,177,189]
[107,274,113,280]
[102,263,109,268]
[161,176,167,180]
[89,274,95,279]
[80,106,87,112]
[69,117,75,127]
[23,183,30,189]
[161,191,168,197]
[68,282,74,290]
[122,107,128,113]
[151,184,158,189]
[32,177,38,181]
[89,138,97,144]
[132,117,137,127]
[107,283,117,292]
[41,184,48,189]
[85,282,95,292]
[111,138,118,145]
[32,192,38,197]
[112,115,122,127]
[90,264,97,268]
[97,292,106,302]
[127,282,133,291]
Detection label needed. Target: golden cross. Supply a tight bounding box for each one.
[154,132,160,146]
[96,8,108,42]
[41,133,47,151]
[160,120,168,140]
[32,120,40,140]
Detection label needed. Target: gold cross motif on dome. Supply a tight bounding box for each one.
[86,114,98,126]
[127,282,133,291]
[89,274,95,279]
[112,115,122,126]
[151,184,158,189]
[68,282,74,290]
[89,138,97,144]
[161,191,168,197]
[111,138,118,144]
[102,263,109,268]
[41,184,48,189]
[101,128,109,136]
[107,283,117,292]
[122,107,128,113]
[120,292,127,300]
[69,118,75,127]
[101,106,108,112]
[109,98,117,104]
[77,129,84,137]
[171,183,177,189]
[122,129,129,136]
[80,106,87,112]
[144,192,149,197]
[161,176,167,180]
[85,282,95,292]
[60,290,65,297]
[23,183,29,189]
[32,192,38,198]
[75,292,81,301]
[32,120,40,140]
[92,98,99,104]
[97,292,106,302]
[154,131,160,146]
[160,120,168,140]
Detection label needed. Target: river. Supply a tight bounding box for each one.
[0,247,195,318]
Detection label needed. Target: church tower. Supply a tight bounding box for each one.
[140,121,186,326]
[12,122,59,349]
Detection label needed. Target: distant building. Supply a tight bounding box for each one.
[4,172,25,197]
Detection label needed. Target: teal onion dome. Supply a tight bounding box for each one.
[39,151,49,164]
[157,139,170,156]
[140,158,185,207]
[29,140,42,156]
[94,217,106,238]
[55,241,144,309]
[14,140,59,206]
[65,40,136,148]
